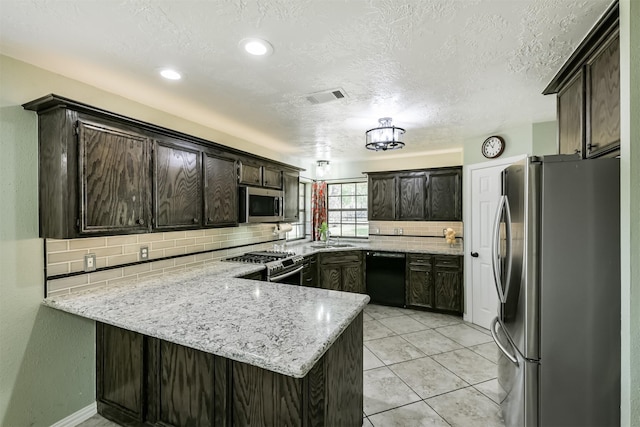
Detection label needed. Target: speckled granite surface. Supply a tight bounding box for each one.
[43,262,369,378]
[285,239,464,256]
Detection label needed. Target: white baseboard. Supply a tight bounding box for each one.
[50,402,97,427]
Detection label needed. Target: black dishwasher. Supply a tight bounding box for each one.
[366,252,406,307]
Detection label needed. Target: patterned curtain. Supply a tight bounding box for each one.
[311,181,327,241]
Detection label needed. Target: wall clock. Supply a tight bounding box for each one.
[481,135,505,159]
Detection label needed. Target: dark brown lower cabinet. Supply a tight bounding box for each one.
[406,254,463,315]
[302,254,318,288]
[319,251,365,294]
[96,314,363,427]
[406,254,434,309]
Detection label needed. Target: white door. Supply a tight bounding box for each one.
[469,164,505,329]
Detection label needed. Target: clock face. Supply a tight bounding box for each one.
[481,136,505,159]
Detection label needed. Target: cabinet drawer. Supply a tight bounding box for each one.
[320,251,361,265]
[434,255,461,269]
[407,254,432,266]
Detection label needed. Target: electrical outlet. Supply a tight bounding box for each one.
[84,253,96,272]
[398,228,403,235]
[140,246,149,260]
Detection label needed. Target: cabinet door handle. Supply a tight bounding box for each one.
[470,252,479,258]
[574,149,581,155]
[208,217,213,222]
[136,218,145,225]
[193,218,199,224]
[587,143,599,150]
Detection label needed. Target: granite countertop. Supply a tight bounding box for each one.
[43,261,369,378]
[284,238,465,257]
[43,239,460,378]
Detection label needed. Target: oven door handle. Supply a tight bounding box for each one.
[269,265,304,282]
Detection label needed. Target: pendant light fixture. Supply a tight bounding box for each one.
[316,160,331,179]
[365,117,405,151]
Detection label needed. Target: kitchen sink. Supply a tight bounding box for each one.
[310,242,355,248]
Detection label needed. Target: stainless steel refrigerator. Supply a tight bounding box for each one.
[490,155,620,427]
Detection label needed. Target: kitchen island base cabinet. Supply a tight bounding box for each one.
[97,313,364,427]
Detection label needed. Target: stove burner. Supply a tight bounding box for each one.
[223,250,294,264]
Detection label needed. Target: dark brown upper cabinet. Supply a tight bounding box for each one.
[203,153,238,227]
[238,162,262,186]
[544,1,619,159]
[263,167,283,189]
[153,139,202,229]
[586,31,620,157]
[558,72,584,156]
[368,167,462,222]
[427,168,462,221]
[239,161,284,190]
[283,171,300,223]
[368,174,397,221]
[23,94,303,238]
[398,172,426,220]
[78,120,151,235]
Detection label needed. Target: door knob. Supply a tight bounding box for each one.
[470,252,479,258]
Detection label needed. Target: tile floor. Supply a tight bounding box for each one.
[78,304,505,427]
[361,304,505,427]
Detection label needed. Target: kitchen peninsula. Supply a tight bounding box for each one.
[44,261,369,426]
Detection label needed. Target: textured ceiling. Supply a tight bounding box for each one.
[0,0,611,162]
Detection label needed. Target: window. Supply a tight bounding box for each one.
[287,182,307,240]
[327,182,368,238]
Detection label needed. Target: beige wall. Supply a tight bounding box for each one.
[318,149,463,180]
[0,102,96,424]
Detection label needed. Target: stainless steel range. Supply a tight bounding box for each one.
[224,250,304,284]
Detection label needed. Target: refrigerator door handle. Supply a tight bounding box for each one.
[502,196,513,301]
[491,317,519,366]
[492,195,507,303]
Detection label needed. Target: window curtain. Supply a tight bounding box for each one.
[311,181,327,241]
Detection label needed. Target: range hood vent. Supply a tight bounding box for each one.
[306,88,347,105]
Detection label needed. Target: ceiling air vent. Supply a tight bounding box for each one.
[306,88,347,105]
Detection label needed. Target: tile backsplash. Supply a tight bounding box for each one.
[368,221,463,238]
[46,224,282,297]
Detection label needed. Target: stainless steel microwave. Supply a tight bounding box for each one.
[238,186,285,223]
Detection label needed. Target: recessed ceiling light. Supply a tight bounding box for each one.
[160,69,182,80]
[239,38,274,56]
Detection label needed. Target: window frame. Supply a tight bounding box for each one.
[326,181,368,238]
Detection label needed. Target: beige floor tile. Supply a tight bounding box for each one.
[469,341,500,363]
[76,414,120,427]
[365,335,426,365]
[363,416,374,426]
[435,323,493,347]
[408,310,462,328]
[378,315,430,334]
[390,356,469,399]
[426,387,504,427]
[474,378,507,404]
[364,345,385,370]
[363,367,421,416]
[431,348,497,385]
[402,329,464,355]
[364,319,397,341]
[368,401,450,427]
[365,304,408,320]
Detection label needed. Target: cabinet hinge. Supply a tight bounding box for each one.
[73,125,79,136]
